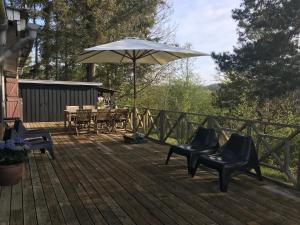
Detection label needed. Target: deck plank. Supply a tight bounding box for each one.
[104,135,263,225]
[102,133,298,225]
[74,134,223,224]
[3,121,297,225]
[132,137,300,224]
[51,143,121,225]
[55,137,137,225]
[42,154,80,225]
[0,186,11,225]
[52,138,110,225]
[68,135,192,224]
[23,160,38,225]
[49,155,95,225]
[132,138,299,225]
[29,155,52,225]
[10,180,23,225]
[35,153,66,225]
[63,140,165,225]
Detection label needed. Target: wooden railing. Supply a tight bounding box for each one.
[127,107,300,190]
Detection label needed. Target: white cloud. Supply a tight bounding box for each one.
[169,0,242,84]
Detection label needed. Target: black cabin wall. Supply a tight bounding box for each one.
[19,83,99,122]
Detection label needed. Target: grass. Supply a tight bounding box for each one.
[147,133,179,145]
[260,166,290,183]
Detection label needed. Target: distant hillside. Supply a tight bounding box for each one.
[205,83,220,91]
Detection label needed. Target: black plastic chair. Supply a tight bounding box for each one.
[191,133,262,192]
[165,127,219,174]
[13,120,54,159]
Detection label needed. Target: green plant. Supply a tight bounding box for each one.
[96,100,104,108]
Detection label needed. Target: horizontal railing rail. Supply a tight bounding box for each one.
[126,106,300,190]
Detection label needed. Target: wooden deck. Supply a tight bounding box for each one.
[1,122,300,225]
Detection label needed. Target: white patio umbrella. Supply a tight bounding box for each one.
[77,37,208,133]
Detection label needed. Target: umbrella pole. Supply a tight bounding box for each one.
[133,57,137,133]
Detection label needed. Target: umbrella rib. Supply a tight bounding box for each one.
[135,50,141,58]
[79,50,95,56]
[125,50,133,59]
[163,51,182,59]
[136,50,152,59]
[120,54,126,63]
[110,50,132,60]
[77,51,104,63]
[149,54,163,65]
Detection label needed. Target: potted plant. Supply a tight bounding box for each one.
[96,98,104,109]
[0,138,30,186]
[124,132,146,144]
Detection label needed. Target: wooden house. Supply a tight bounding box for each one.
[0,5,37,131]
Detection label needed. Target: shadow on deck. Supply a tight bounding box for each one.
[1,122,300,225]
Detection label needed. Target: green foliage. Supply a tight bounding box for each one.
[212,0,300,104]
[123,77,216,115]
[217,89,300,124]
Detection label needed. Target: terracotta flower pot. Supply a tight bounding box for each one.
[0,162,25,186]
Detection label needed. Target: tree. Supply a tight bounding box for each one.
[8,0,170,83]
[212,0,300,106]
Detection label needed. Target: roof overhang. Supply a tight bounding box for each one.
[19,79,103,87]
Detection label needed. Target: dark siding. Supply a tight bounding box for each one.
[19,83,100,122]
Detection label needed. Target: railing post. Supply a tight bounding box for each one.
[284,140,290,176]
[159,110,165,143]
[146,109,149,133]
[296,149,300,190]
[207,116,215,129]
[130,107,133,131]
[142,109,147,134]
[246,122,252,136]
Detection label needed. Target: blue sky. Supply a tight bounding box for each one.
[169,0,242,84]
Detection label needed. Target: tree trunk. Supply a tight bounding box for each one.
[86,63,96,82]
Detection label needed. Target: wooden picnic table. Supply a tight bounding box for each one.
[64,108,128,134]
[64,109,98,128]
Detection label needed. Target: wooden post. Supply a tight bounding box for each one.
[207,116,213,129]
[247,122,252,136]
[130,108,133,131]
[145,109,149,133]
[142,110,145,133]
[159,110,165,143]
[0,3,7,138]
[284,140,290,175]
[296,149,300,190]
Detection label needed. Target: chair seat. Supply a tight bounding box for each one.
[28,137,50,145]
[197,153,247,170]
[25,130,51,140]
[171,144,216,152]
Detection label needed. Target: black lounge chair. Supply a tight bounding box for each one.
[13,120,54,159]
[165,127,219,174]
[191,133,262,192]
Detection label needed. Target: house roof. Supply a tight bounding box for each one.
[18,79,117,93]
[19,79,103,87]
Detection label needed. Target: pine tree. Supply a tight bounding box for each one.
[212,0,300,106]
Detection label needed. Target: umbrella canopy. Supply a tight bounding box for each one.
[77,37,208,132]
[76,37,208,65]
